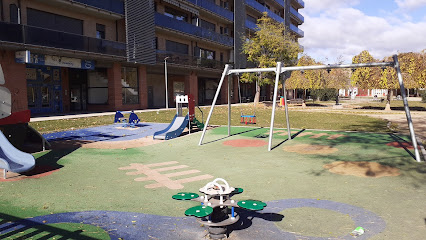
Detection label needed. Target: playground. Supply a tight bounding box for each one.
[0,122,425,239]
[1,60,425,240]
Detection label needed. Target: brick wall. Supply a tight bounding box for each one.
[138,65,148,109]
[0,50,27,113]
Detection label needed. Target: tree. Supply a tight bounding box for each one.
[350,50,381,90]
[378,58,398,110]
[350,50,397,110]
[242,13,302,104]
[285,55,326,106]
[398,51,426,91]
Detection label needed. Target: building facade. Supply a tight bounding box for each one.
[0,0,304,116]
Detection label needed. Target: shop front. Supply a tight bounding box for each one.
[16,51,94,115]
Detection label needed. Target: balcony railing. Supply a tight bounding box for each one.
[155,13,233,47]
[0,21,126,57]
[290,23,304,37]
[72,0,124,15]
[157,50,225,70]
[292,0,305,9]
[290,7,304,23]
[272,0,285,8]
[186,0,233,21]
[245,0,284,23]
[245,19,257,31]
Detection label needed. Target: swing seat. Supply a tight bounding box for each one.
[240,114,256,125]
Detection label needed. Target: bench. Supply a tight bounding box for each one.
[371,98,384,103]
[288,98,304,105]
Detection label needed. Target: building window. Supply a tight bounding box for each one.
[166,40,188,55]
[224,27,228,35]
[27,8,83,35]
[220,26,228,35]
[247,15,257,24]
[122,67,139,104]
[9,4,18,23]
[220,53,224,62]
[199,19,215,32]
[205,80,217,100]
[173,82,185,100]
[88,69,108,104]
[220,0,229,9]
[200,48,215,60]
[96,24,105,39]
[164,6,188,22]
[0,0,4,21]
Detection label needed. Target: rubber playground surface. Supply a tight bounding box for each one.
[1,123,425,239]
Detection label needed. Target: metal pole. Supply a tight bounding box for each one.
[393,55,421,162]
[228,74,232,136]
[164,57,169,109]
[279,62,394,73]
[199,64,231,145]
[268,62,282,151]
[282,73,291,140]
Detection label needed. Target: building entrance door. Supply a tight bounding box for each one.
[26,66,62,114]
[148,86,154,108]
[69,69,87,111]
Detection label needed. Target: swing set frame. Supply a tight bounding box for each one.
[198,55,423,162]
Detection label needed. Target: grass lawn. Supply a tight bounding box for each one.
[29,104,391,134]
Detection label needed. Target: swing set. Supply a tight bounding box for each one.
[198,55,423,162]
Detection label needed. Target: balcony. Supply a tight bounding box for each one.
[292,0,305,9]
[272,0,285,8]
[0,21,126,57]
[290,23,304,37]
[245,0,284,23]
[157,50,225,70]
[155,13,233,47]
[72,0,124,15]
[290,7,304,24]
[245,19,257,31]
[186,0,233,21]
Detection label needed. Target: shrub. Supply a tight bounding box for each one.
[422,92,426,103]
[310,89,338,101]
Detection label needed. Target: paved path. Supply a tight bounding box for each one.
[367,112,426,141]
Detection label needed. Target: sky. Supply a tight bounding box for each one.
[299,0,426,64]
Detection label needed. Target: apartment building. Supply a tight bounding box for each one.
[0,0,303,116]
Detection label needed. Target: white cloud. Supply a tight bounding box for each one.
[302,0,360,14]
[395,0,426,10]
[299,6,426,64]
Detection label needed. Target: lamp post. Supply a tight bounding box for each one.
[164,56,170,109]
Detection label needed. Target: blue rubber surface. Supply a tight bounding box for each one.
[43,123,170,142]
[0,199,386,240]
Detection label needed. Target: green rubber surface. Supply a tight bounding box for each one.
[1,126,425,240]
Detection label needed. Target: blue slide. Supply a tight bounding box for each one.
[0,131,35,179]
[153,114,189,140]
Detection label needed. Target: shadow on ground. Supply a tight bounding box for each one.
[357,106,426,111]
[228,209,284,237]
[0,213,100,240]
[22,149,75,177]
